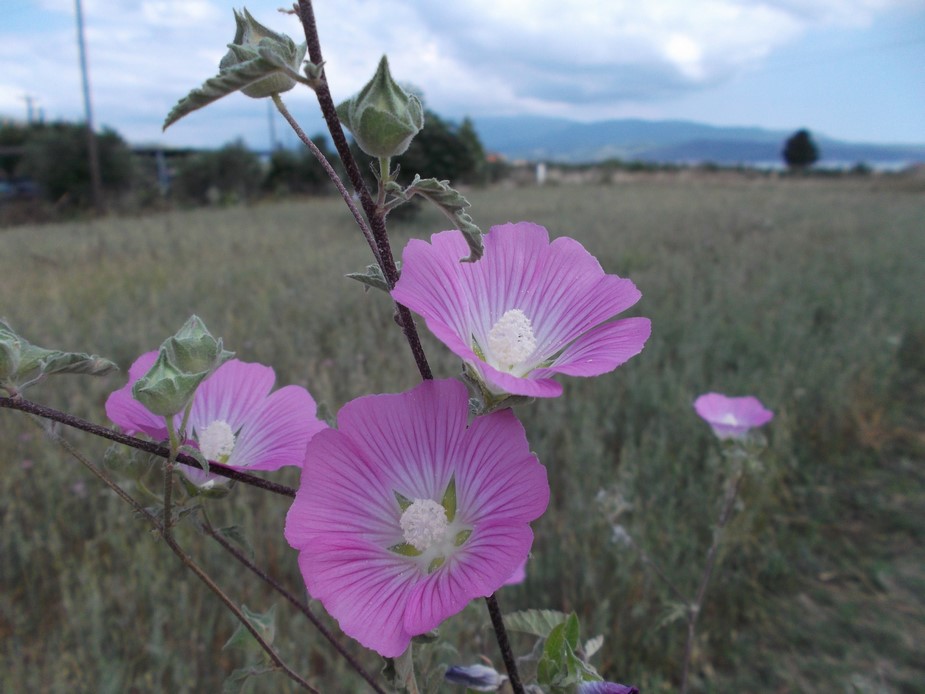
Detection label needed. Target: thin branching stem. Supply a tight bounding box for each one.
[296,0,433,381]
[679,468,745,694]
[35,420,318,692]
[271,93,382,268]
[0,396,296,498]
[199,510,389,694]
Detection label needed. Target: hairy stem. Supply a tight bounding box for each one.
[36,420,318,692]
[200,511,389,694]
[0,396,296,498]
[295,0,433,381]
[679,468,745,694]
[271,93,382,268]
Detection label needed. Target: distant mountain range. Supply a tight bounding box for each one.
[471,116,925,169]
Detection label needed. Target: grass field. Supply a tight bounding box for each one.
[1,177,923,692]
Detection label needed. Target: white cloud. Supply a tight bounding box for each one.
[1,0,919,145]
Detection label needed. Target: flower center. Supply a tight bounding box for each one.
[487,309,537,371]
[399,498,450,552]
[198,419,236,463]
[718,413,739,426]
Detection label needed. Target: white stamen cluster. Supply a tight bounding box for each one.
[198,419,236,462]
[400,499,449,552]
[487,308,537,371]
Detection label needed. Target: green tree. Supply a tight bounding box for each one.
[15,121,134,207]
[172,139,263,205]
[782,129,820,170]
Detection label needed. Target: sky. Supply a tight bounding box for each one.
[1,0,923,151]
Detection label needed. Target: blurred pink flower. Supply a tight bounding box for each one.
[285,379,549,657]
[391,222,651,398]
[693,392,773,440]
[106,352,326,475]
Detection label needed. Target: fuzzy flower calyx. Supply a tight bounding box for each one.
[220,7,306,99]
[131,349,208,417]
[163,315,233,376]
[337,55,424,158]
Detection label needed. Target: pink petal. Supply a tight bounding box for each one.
[296,536,419,658]
[228,384,326,471]
[474,360,564,398]
[335,380,469,499]
[456,408,550,523]
[104,351,168,439]
[190,360,275,433]
[404,523,534,635]
[286,429,398,548]
[536,317,652,378]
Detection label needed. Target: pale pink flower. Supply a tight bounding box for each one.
[693,392,774,440]
[391,222,651,398]
[284,379,549,657]
[106,351,325,475]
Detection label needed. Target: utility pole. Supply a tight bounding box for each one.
[22,95,36,124]
[75,0,104,213]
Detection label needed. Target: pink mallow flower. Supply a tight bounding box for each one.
[106,352,325,476]
[391,222,651,399]
[693,392,774,440]
[284,379,549,657]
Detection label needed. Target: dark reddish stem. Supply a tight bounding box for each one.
[0,396,296,498]
[296,0,432,382]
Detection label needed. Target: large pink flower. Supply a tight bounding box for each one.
[693,392,774,440]
[106,351,326,473]
[284,379,549,657]
[391,222,651,399]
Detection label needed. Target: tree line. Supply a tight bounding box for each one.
[0,110,492,222]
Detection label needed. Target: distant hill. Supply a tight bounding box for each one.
[472,116,925,169]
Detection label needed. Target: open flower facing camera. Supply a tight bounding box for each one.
[285,379,549,657]
[393,221,651,404]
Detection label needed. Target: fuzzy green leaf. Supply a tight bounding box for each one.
[164,56,283,130]
[402,176,483,262]
[503,609,569,638]
[346,263,392,293]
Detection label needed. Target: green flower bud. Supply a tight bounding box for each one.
[0,328,21,382]
[337,55,424,158]
[162,315,233,376]
[132,349,208,417]
[219,7,306,99]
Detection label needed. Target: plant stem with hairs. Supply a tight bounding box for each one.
[292,3,524,690]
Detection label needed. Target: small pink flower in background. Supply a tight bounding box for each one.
[285,379,549,657]
[106,352,326,477]
[391,222,651,399]
[694,392,773,440]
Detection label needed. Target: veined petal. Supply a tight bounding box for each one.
[296,535,419,658]
[536,317,652,378]
[335,380,468,499]
[227,384,325,471]
[404,522,534,635]
[190,360,274,432]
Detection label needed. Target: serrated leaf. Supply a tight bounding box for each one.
[504,609,569,638]
[346,263,392,293]
[382,647,416,694]
[223,604,277,653]
[39,351,118,377]
[164,57,283,130]
[583,634,604,659]
[403,176,483,262]
[221,665,274,694]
